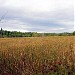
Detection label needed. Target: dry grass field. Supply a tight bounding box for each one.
[0,36,75,75]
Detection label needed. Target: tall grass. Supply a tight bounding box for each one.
[0,36,75,75]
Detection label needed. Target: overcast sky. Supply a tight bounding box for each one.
[0,0,74,33]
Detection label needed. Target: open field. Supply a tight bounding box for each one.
[0,36,75,75]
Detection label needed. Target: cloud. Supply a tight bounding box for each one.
[0,0,74,33]
[0,19,29,32]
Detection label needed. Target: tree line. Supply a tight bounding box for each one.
[0,28,75,38]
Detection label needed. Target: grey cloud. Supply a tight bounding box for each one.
[0,1,74,33]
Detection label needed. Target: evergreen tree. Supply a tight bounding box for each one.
[0,28,3,37]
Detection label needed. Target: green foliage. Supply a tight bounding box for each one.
[73,31,75,35]
[0,28,74,37]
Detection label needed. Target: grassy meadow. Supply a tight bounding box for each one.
[0,36,75,75]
